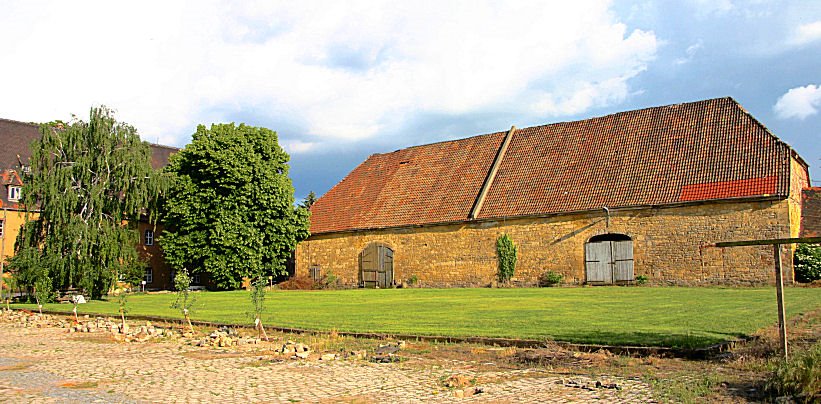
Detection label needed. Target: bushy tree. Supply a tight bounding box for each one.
[9,107,163,299]
[161,123,310,289]
[300,191,317,209]
[794,243,821,283]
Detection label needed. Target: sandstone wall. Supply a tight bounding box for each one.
[296,198,795,288]
[788,156,810,239]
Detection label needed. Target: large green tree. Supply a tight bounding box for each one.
[10,107,161,299]
[161,123,310,290]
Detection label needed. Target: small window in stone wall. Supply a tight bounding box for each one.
[309,265,321,281]
[192,273,201,285]
[144,230,154,246]
[144,267,153,284]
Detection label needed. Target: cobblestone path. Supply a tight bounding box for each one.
[0,324,655,403]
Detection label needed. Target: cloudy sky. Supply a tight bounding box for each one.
[2,0,820,198]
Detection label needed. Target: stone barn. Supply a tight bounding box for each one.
[295,97,812,287]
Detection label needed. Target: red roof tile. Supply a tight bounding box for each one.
[309,132,506,233]
[309,97,802,234]
[679,176,778,201]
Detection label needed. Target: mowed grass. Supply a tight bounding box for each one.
[14,287,821,348]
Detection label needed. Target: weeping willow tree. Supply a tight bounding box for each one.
[9,106,165,299]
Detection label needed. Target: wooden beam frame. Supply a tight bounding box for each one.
[469,126,516,220]
[702,236,821,360]
[708,236,821,248]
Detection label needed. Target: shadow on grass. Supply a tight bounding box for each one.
[551,330,749,350]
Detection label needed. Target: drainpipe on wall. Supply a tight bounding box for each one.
[602,206,610,230]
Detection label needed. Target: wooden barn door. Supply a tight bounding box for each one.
[585,234,634,284]
[585,242,613,283]
[612,240,634,283]
[360,243,394,288]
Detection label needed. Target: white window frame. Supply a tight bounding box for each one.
[144,229,154,246]
[7,186,21,202]
[144,267,153,284]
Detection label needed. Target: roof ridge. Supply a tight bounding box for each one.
[0,117,179,151]
[0,117,40,127]
[536,96,733,128]
[372,97,737,157]
[147,142,181,151]
[373,130,506,157]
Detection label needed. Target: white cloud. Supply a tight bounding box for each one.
[281,140,316,154]
[774,84,821,119]
[790,21,821,46]
[674,41,704,65]
[690,0,735,16]
[0,0,657,148]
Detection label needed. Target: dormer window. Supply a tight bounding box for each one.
[8,186,21,202]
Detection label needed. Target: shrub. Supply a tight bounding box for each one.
[496,234,518,283]
[318,271,340,289]
[407,275,419,286]
[635,275,648,285]
[277,275,317,290]
[539,271,563,287]
[795,244,821,283]
[766,342,821,402]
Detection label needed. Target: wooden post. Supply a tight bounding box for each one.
[773,244,788,361]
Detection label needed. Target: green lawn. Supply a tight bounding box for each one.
[13,287,821,348]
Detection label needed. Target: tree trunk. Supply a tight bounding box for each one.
[255,316,269,341]
[184,309,194,334]
[34,287,42,315]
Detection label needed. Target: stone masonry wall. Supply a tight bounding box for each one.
[296,198,795,288]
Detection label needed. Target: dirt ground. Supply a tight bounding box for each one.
[0,308,818,403]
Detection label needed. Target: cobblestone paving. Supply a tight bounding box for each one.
[0,324,656,403]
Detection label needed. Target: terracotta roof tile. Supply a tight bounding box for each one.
[679,176,778,201]
[310,132,505,232]
[309,97,801,234]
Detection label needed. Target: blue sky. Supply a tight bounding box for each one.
[1,1,819,199]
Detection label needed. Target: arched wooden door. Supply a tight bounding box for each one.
[359,243,394,288]
[585,233,634,284]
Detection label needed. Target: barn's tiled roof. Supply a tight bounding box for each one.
[311,131,506,233]
[801,187,821,238]
[310,97,804,234]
